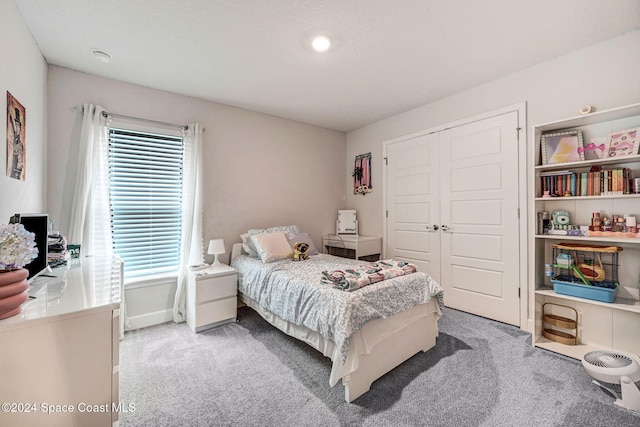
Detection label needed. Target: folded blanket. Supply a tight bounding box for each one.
[321,260,417,291]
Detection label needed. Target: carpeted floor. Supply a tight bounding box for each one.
[119,307,640,426]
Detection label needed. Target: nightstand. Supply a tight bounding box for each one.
[186,264,237,332]
[322,235,382,261]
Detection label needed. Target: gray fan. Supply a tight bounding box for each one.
[582,350,640,412]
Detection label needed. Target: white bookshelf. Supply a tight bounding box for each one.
[530,103,640,359]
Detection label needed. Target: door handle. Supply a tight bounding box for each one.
[441,225,449,232]
[426,224,439,231]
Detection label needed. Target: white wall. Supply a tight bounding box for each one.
[346,30,640,238]
[0,0,48,222]
[47,66,346,327]
[346,30,640,330]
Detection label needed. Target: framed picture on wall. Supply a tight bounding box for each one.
[353,152,372,195]
[6,92,26,181]
[541,130,584,165]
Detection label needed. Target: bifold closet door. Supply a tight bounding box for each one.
[385,110,521,326]
[439,111,520,326]
[385,133,441,281]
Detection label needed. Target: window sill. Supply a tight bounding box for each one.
[125,273,178,289]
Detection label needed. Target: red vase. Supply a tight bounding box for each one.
[0,268,30,320]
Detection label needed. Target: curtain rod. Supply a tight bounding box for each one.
[101,111,188,131]
[73,105,204,132]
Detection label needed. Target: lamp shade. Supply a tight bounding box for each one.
[208,239,225,255]
[207,239,225,266]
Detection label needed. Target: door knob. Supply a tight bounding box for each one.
[426,224,439,231]
[441,225,449,231]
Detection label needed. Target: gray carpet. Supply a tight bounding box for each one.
[119,307,640,426]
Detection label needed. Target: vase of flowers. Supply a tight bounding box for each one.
[0,223,38,319]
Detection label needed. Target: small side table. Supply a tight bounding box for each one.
[322,235,382,261]
[186,264,237,333]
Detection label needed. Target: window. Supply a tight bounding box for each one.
[108,127,184,280]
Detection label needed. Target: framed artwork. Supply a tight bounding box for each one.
[607,127,640,158]
[580,136,609,160]
[6,92,26,181]
[353,152,372,195]
[541,130,584,165]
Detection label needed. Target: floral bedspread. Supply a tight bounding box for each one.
[231,254,444,362]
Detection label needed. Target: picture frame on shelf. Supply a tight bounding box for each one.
[580,136,609,160]
[541,130,584,165]
[607,127,640,158]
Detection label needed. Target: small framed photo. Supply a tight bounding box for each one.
[580,136,609,160]
[607,127,640,158]
[541,130,584,165]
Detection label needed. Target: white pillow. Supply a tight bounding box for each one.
[241,233,259,258]
[248,225,299,239]
[250,232,294,263]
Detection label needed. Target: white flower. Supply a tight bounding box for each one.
[0,223,38,270]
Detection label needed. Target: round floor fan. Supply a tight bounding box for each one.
[582,350,640,412]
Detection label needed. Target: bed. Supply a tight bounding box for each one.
[230,231,444,403]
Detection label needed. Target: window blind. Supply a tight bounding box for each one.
[108,128,184,280]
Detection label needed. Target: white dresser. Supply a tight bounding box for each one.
[0,256,123,427]
[187,264,237,332]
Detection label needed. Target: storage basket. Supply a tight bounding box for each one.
[542,302,577,345]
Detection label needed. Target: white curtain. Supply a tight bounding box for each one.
[173,123,204,322]
[68,105,125,335]
[68,104,113,256]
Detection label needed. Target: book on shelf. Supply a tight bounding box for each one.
[539,170,574,177]
[539,167,633,197]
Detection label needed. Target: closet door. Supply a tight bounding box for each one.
[385,133,440,280]
[439,111,520,325]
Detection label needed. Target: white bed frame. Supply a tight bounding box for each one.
[231,243,440,402]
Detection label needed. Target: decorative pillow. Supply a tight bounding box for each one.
[250,231,294,263]
[240,233,259,258]
[248,225,300,239]
[287,232,319,255]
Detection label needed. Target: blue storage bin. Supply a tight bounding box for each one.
[551,279,616,303]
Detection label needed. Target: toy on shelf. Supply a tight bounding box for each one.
[546,210,581,235]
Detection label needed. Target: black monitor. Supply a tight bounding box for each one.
[9,214,49,281]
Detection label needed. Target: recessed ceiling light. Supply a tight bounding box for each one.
[311,35,332,52]
[92,49,112,63]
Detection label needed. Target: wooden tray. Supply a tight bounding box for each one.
[543,328,577,345]
[542,313,576,329]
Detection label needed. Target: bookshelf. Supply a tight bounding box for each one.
[530,103,640,360]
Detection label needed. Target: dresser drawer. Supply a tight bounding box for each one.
[324,237,357,250]
[195,297,236,327]
[196,274,237,303]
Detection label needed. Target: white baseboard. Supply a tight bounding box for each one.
[125,309,173,331]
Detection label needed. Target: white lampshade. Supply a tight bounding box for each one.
[207,239,226,265]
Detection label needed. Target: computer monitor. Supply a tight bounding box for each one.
[9,214,49,281]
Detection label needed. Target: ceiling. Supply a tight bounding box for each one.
[14,0,640,132]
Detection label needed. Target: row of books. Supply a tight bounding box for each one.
[539,168,634,197]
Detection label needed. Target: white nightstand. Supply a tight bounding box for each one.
[186,264,237,333]
[322,235,382,261]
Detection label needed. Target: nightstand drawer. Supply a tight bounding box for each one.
[195,297,236,326]
[196,274,237,303]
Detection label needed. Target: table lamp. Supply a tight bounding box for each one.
[208,239,226,266]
